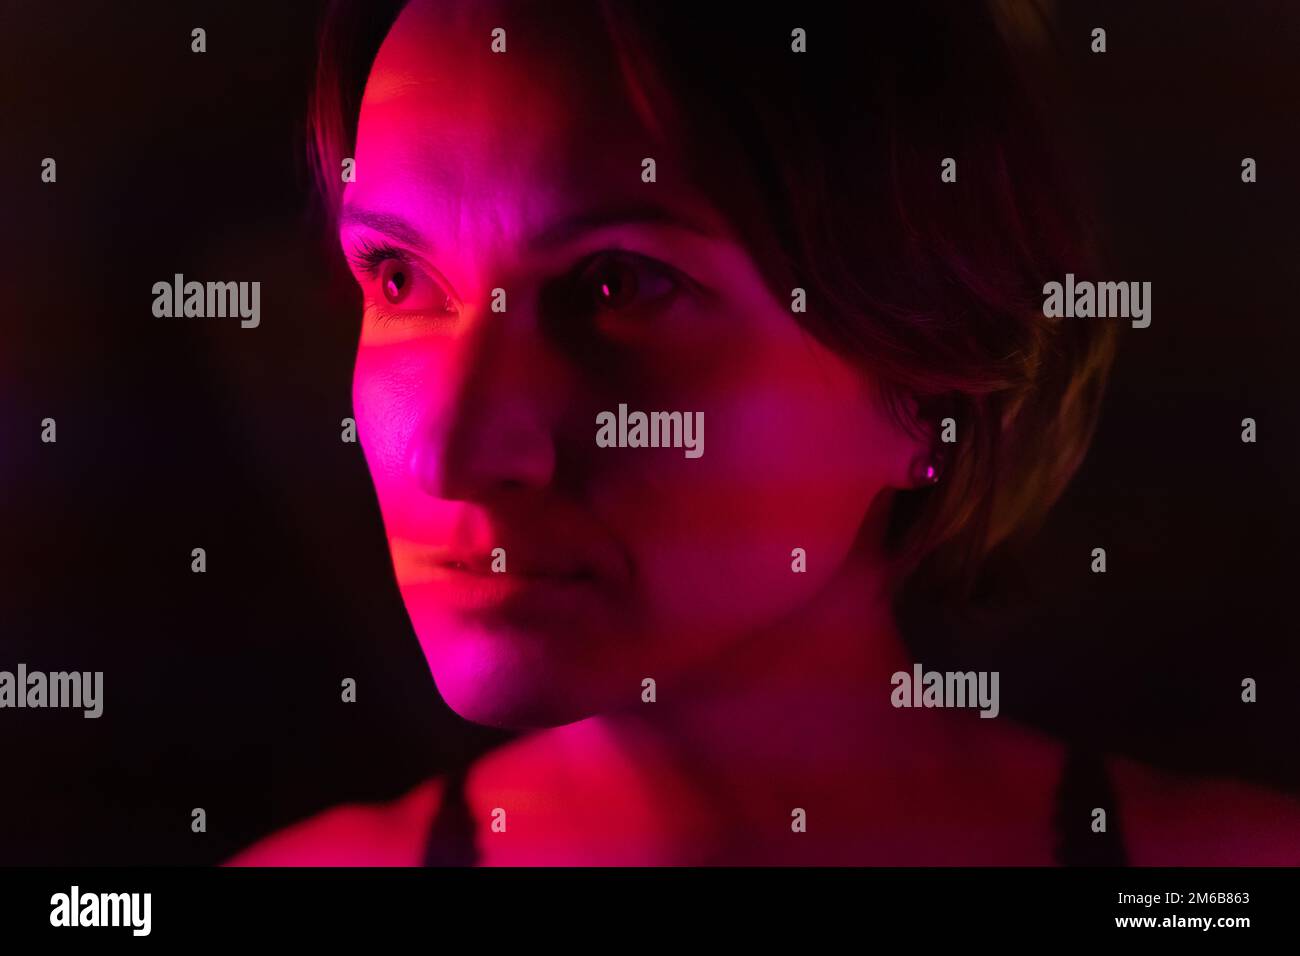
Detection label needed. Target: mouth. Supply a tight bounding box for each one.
[388,537,605,615]
[430,553,594,580]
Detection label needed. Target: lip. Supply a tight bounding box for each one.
[410,562,593,613]
[389,536,603,614]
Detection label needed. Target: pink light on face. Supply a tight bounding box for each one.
[341,0,932,731]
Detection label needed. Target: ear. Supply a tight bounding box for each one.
[882,392,940,491]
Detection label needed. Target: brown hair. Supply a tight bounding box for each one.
[309,0,1118,603]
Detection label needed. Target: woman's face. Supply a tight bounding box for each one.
[343,0,924,728]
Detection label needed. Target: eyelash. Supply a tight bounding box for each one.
[346,236,409,280]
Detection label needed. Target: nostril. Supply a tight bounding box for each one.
[439,416,558,500]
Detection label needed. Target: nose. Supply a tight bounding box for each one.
[409,298,561,502]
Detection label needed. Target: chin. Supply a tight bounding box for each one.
[415,619,610,730]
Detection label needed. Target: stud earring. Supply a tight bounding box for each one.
[909,453,941,486]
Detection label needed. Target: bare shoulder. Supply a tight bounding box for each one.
[223,777,445,867]
[1108,754,1300,865]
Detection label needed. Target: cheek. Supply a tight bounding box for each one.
[595,339,883,656]
[351,343,446,500]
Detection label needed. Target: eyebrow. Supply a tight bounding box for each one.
[338,207,430,251]
[338,201,723,255]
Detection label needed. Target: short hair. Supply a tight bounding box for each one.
[309,0,1119,603]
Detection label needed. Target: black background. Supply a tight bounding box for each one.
[1,0,1298,864]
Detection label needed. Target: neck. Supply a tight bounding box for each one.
[598,496,935,860]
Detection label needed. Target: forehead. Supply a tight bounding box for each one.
[350,0,701,242]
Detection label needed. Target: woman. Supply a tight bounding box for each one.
[230,0,1300,865]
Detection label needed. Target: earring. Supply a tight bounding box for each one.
[909,453,941,486]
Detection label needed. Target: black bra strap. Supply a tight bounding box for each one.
[1053,746,1129,866]
[422,764,479,867]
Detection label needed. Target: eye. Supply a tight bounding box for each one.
[378,258,414,305]
[576,251,681,317]
[345,237,459,325]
